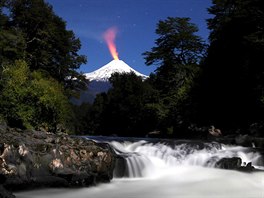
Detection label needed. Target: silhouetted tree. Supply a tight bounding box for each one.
[143,17,207,137]
[197,0,264,130]
[7,0,87,94]
[87,72,158,136]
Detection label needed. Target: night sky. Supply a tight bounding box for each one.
[45,0,212,75]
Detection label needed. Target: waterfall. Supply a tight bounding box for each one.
[98,138,263,178]
[16,137,264,198]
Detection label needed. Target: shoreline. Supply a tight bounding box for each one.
[1,125,264,197]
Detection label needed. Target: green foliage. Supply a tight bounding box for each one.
[2,0,262,136]
[0,0,88,133]
[2,0,87,94]
[143,17,206,136]
[0,29,25,66]
[0,3,26,67]
[144,17,206,67]
[0,60,71,131]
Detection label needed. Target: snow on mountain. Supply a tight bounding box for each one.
[84,60,148,82]
[71,60,148,105]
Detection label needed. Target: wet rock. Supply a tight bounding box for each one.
[0,127,116,192]
[0,174,15,198]
[215,157,257,172]
[146,131,161,138]
[235,135,252,147]
[0,173,6,183]
[239,162,255,172]
[208,126,222,137]
[0,185,15,198]
[215,157,242,170]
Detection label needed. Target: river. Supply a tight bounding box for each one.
[16,137,264,198]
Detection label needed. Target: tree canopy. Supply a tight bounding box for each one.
[0,0,87,131]
[197,0,264,129]
[80,72,158,136]
[1,0,264,137]
[0,60,70,131]
[142,17,207,137]
[1,0,87,93]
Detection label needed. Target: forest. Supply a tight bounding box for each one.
[1,0,264,138]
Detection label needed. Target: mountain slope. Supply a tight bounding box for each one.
[72,60,148,105]
[84,60,148,81]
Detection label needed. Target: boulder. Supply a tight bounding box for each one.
[215,157,242,170]
[215,157,257,172]
[0,127,116,192]
[0,174,15,198]
[0,185,15,198]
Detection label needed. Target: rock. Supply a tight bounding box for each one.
[243,162,255,171]
[33,176,69,188]
[32,130,48,139]
[0,185,15,198]
[235,134,252,147]
[0,173,6,184]
[0,126,116,192]
[215,157,258,172]
[215,157,242,170]
[146,131,161,138]
[208,126,222,137]
[0,174,15,198]
[0,124,7,134]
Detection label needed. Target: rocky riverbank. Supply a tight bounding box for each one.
[0,125,116,197]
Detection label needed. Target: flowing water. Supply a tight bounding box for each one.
[16,137,264,198]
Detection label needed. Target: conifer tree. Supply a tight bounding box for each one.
[198,0,264,129]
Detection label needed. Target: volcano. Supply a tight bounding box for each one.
[84,60,148,82]
[72,60,148,105]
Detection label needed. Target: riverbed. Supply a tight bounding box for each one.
[16,138,264,198]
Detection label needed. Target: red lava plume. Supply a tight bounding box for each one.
[103,27,119,60]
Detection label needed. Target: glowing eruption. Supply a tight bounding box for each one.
[103,27,119,60]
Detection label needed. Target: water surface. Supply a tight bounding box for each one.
[16,138,264,198]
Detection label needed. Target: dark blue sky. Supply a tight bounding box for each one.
[46,0,212,75]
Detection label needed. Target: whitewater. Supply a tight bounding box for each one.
[16,138,264,198]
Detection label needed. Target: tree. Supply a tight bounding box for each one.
[143,17,207,136]
[197,0,264,130]
[70,102,92,134]
[143,17,206,93]
[86,72,158,136]
[0,60,71,131]
[0,2,25,67]
[7,0,87,94]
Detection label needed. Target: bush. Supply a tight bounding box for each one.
[0,60,71,131]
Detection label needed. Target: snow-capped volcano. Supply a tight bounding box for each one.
[71,60,148,105]
[84,60,148,82]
